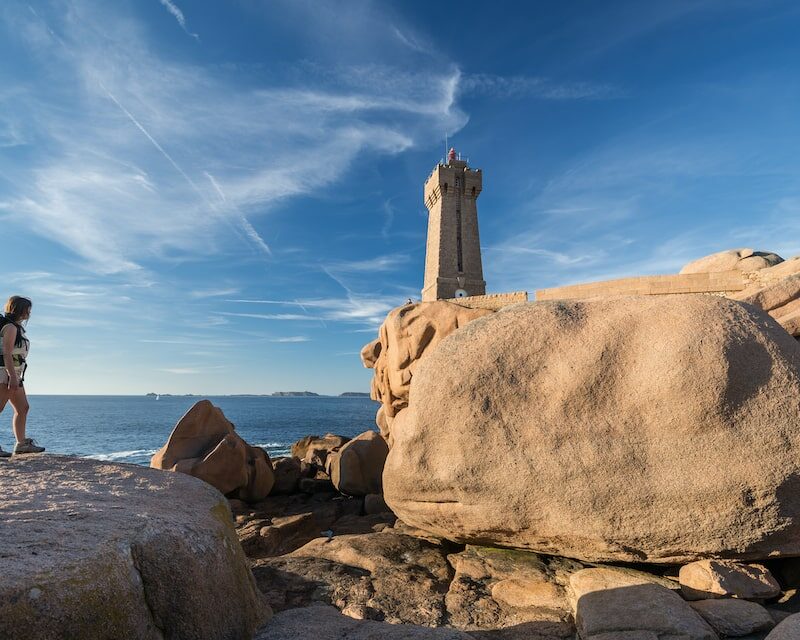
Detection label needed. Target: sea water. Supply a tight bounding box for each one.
[1,395,379,465]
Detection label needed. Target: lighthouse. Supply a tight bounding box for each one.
[421,148,486,301]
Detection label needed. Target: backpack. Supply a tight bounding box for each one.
[0,315,27,349]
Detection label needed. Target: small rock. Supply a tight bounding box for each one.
[680,560,781,600]
[689,598,774,636]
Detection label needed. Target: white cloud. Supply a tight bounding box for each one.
[270,336,311,343]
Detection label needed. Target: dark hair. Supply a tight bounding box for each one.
[5,296,32,323]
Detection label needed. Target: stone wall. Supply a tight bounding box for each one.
[448,291,529,310]
[536,271,745,301]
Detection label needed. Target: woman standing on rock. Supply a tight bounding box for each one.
[0,296,44,457]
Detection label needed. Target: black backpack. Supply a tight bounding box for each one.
[0,315,27,349]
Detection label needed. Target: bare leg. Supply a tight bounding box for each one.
[8,385,29,443]
[0,384,8,415]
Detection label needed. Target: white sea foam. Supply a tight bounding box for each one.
[86,449,158,462]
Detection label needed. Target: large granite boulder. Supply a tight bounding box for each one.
[361,301,492,443]
[0,456,269,640]
[327,430,389,497]
[384,296,800,563]
[680,247,783,274]
[151,400,275,502]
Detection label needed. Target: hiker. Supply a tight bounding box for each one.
[0,296,44,457]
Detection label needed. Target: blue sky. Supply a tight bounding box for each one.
[1,0,799,395]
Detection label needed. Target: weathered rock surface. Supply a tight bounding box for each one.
[255,604,473,639]
[328,430,389,496]
[250,532,576,638]
[689,598,774,636]
[446,546,577,635]
[384,296,800,563]
[680,560,781,601]
[766,613,800,639]
[0,456,269,640]
[151,399,275,502]
[361,301,492,442]
[680,248,783,274]
[252,532,454,626]
[570,568,717,640]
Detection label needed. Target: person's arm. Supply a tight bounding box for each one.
[2,325,19,390]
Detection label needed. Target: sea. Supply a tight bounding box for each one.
[2,395,379,465]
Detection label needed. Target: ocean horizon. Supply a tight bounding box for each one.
[0,395,379,465]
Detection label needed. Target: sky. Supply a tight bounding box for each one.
[1,0,800,395]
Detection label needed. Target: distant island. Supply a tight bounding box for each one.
[270,391,320,397]
[145,391,371,397]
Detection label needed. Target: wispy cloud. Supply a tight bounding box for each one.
[218,312,317,321]
[1,2,466,275]
[270,336,311,343]
[460,74,620,100]
[189,287,240,299]
[224,295,401,327]
[157,0,199,41]
[325,254,410,273]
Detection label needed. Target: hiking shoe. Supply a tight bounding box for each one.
[0,446,11,458]
[13,438,45,454]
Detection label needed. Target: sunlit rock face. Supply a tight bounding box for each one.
[151,399,275,502]
[384,296,800,564]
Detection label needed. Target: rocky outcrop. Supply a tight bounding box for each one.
[681,248,800,338]
[0,456,269,640]
[151,400,275,502]
[730,256,800,338]
[680,247,783,274]
[327,430,389,497]
[383,296,800,563]
[361,301,492,443]
[254,531,455,626]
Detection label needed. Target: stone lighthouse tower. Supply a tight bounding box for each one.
[421,148,486,301]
